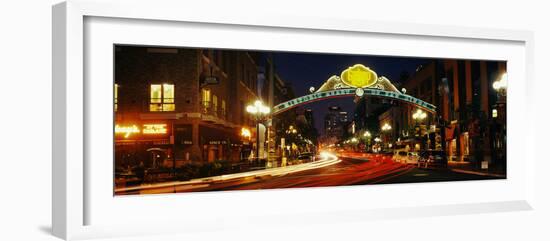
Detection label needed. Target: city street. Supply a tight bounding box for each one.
[116,152,499,195]
[113,46,507,196]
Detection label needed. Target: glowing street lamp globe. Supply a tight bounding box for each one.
[355,88,365,97]
[381,123,392,131]
[246,105,257,114]
[412,109,427,121]
[493,72,508,91]
[246,100,270,116]
[245,100,271,161]
[260,106,270,114]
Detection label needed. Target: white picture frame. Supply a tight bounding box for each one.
[52,0,535,240]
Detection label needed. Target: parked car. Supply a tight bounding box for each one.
[417,150,448,169]
[392,149,420,164]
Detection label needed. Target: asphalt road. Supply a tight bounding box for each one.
[117,152,501,195]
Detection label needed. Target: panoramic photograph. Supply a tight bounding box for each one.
[113,45,507,195]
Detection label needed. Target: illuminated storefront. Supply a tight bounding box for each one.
[114,122,172,169]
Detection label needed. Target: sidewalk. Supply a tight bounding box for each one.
[447,161,506,178]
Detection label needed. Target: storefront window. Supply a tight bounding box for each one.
[150,84,175,112]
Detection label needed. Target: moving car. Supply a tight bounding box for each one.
[417,150,448,169]
[392,149,420,164]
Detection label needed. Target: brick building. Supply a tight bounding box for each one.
[114,46,260,169]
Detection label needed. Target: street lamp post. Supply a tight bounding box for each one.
[492,72,507,98]
[285,125,299,160]
[412,109,427,150]
[374,137,382,153]
[246,100,271,162]
[381,123,392,151]
[363,130,371,152]
[492,72,507,122]
[492,72,507,170]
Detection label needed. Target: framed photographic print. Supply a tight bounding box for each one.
[52,0,535,240]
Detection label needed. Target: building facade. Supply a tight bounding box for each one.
[114,46,260,169]
[323,106,349,145]
[400,59,506,169]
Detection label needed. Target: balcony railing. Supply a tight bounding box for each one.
[149,98,175,112]
[201,101,214,116]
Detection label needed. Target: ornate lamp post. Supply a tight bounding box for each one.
[363,130,372,151]
[412,109,427,150]
[492,72,507,121]
[381,123,392,150]
[492,72,507,168]
[363,130,372,138]
[491,72,508,120]
[246,100,271,161]
[492,72,507,98]
[492,72,508,120]
[284,125,299,159]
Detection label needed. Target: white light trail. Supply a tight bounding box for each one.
[116,152,341,193]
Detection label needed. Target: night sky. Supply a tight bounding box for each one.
[269,51,433,134]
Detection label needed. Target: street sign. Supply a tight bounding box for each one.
[202,76,219,85]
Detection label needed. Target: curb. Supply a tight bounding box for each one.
[449,168,506,178]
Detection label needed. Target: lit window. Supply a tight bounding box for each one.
[149,84,175,112]
[114,84,119,112]
[201,88,211,114]
[212,95,218,115]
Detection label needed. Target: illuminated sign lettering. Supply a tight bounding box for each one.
[115,124,140,138]
[340,64,378,88]
[143,124,168,134]
[272,88,436,115]
[115,123,168,138]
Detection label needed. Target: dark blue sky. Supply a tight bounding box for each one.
[270,51,432,134]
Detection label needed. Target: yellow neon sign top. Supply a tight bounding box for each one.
[340,64,378,88]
